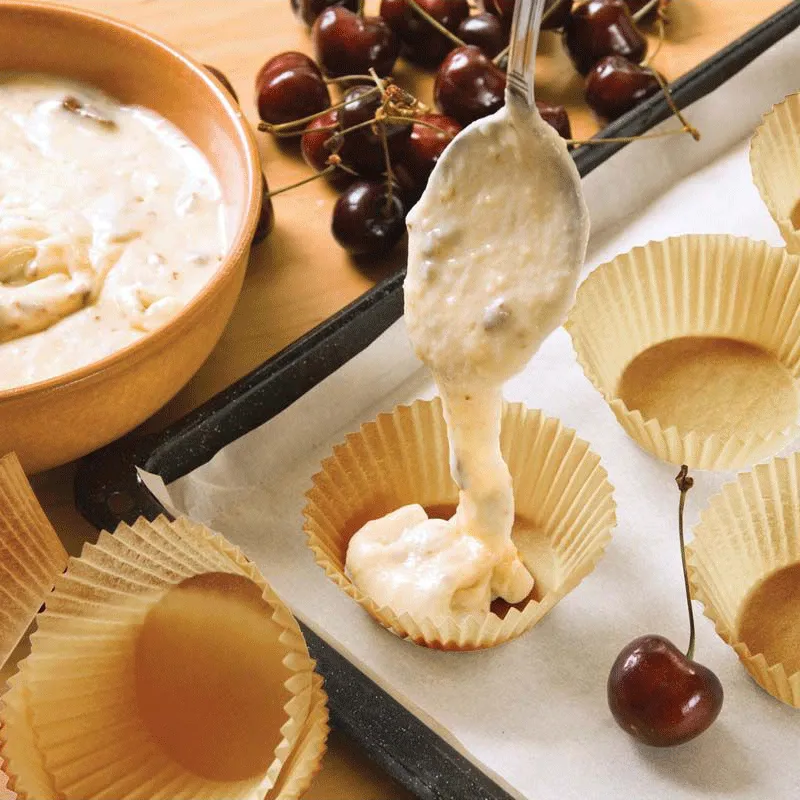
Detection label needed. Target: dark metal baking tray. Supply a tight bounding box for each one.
[74,5,800,798]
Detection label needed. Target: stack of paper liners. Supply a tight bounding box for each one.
[567,234,800,470]
[750,92,800,255]
[304,398,616,650]
[0,516,329,800]
[0,453,68,670]
[687,453,800,708]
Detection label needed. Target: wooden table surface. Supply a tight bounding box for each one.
[9,1,789,798]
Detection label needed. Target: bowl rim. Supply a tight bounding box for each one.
[0,0,262,403]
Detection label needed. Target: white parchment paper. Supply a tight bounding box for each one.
[143,29,800,800]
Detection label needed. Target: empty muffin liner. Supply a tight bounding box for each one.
[0,516,327,800]
[566,234,800,470]
[303,397,617,651]
[750,92,800,255]
[0,453,68,670]
[686,452,800,707]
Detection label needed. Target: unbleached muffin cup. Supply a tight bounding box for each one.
[687,452,800,708]
[750,92,800,255]
[0,452,68,668]
[0,516,327,800]
[566,234,800,471]
[303,397,616,651]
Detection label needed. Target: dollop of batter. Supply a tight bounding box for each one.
[0,74,226,389]
[346,99,589,619]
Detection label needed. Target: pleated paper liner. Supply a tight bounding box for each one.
[303,397,616,651]
[0,516,328,800]
[750,92,800,255]
[0,453,68,669]
[686,453,800,708]
[566,234,800,471]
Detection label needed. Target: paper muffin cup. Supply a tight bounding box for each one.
[750,92,800,255]
[0,516,326,800]
[566,234,800,471]
[0,453,68,669]
[686,452,800,708]
[303,397,616,651]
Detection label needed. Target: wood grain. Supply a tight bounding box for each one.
[12,1,789,798]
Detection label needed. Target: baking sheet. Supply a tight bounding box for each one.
[142,29,800,800]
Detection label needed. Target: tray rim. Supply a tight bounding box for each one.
[74,5,800,799]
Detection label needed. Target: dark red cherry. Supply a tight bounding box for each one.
[255,52,330,125]
[608,635,724,747]
[301,109,341,172]
[338,85,411,176]
[490,0,514,26]
[332,180,406,256]
[313,7,400,77]
[456,13,507,59]
[295,0,359,26]
[379,0,470,66]
[253,174,275,244]
[585,55,660,120]
[203,65,238,103]
[435,46,506,127]
[536,100,571,139]
[564,0,647,75]
[401,113,461,189]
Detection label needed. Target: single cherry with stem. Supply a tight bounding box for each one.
[584,55,660,120]
[256,52,330,125]
[331,179,406,256]
[563,0,648,76]
[312,7,400,77]
[608,466,724,748]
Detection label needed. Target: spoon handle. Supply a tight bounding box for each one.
[507,0,546,107]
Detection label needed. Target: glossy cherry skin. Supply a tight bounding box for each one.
[204,65,238,102]
[585,55,660,120]
[401,113,461,190]
[536,100,571,139]
[301,109,340,172]
[332,180,406,256]
[337,85,412,176]
[313,7,400,77]
[608,635,723,747]
[564,0,647,75]
[435,46,506,127]
[255,52,330,125]
[456,13,507,59]
[380,0,470,66]
[253,174,275,244]
[295,0,358,26]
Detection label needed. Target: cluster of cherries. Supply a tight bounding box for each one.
[245,0,669,258]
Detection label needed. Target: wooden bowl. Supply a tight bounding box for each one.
[0,2,262,473]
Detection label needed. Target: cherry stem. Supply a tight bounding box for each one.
[649,68,700,141]
[493,44,510,66]
[258,87,381,133]
[265,165,337,198]
[566,126,695,145]
[384,115,449,135]
[632,0,660,22]
[405,0,466,48]
[324,74,374,84]
[676,465,696,662]
[643,16,665,67]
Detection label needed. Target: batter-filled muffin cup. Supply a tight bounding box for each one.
[0,516,327,800]
[303,398,616,651]
[750,92,800,255]
[0,453,68,667]
[567,234,800,471]
[687,453,800,708]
